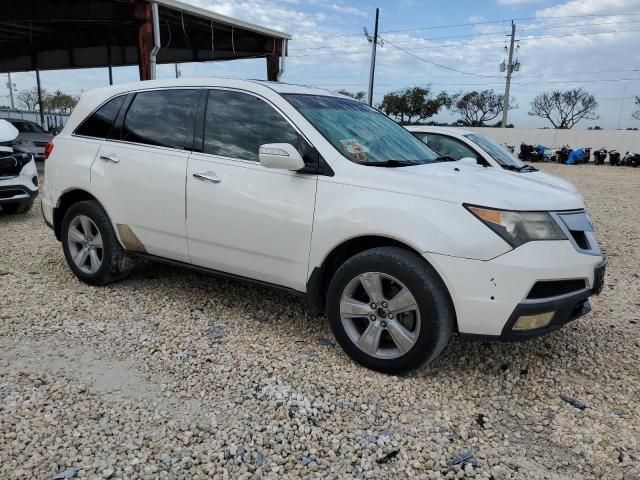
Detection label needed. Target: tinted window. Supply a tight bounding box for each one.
[12,120,46,134]
[75,96,125,138]
[414,133,479,162]
[122,89,199,149]
[204,90,299,161]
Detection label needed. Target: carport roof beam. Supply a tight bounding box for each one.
[0,0,291,81]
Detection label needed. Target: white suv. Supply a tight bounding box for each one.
[42,79,606,373]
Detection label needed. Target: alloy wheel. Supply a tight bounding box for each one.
[67,215,104,274]
[340,272,421,359]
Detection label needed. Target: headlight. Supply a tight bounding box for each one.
[465,205,566,248]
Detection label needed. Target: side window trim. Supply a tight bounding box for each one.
[110,93,135,142]
[192,89,207,153]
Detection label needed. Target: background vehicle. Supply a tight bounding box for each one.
[3,118,53,161]
[0,119,39,214]
[43,79,604,374]
[622,151,640,167]
[406,126,577,193]
[594,148,608,165]
[609,150,621,166]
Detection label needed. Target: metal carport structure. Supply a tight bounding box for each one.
[0,0,291,124]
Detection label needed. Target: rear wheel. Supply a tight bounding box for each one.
[61,200,132,286]
[326,247,454,374]
[1,199,33,214]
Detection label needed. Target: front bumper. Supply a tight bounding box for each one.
[0,159,39,205]
[425,241,605,338]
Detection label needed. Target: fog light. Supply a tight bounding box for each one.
[513,311,555,331]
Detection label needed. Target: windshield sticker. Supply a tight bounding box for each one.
[340,138,368,162]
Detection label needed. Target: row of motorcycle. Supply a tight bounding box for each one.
[515,143,640,167]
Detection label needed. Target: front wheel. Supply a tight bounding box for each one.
[326,247,455,374]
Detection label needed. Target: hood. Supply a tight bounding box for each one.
[514,169,580,196]
[349,161,585,211]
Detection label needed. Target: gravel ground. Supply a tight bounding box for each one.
[1,163,639,480]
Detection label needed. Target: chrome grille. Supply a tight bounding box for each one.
[552,210,601,256]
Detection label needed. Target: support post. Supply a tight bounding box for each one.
[135,1,153,81]
[367,8,380,107]
[501,21,516,128]
[266,39,282,82]
[7,72,15,109]
[107,46,114,85]
[36,68,45,128]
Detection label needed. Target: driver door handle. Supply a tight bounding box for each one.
[193,171,222,184]
[99,154,120,163]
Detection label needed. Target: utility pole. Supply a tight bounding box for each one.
[617,81,627,129]
[366,8,380,107]
[174,63,180,79]
[7,72,15,109]
[501,21,516,128]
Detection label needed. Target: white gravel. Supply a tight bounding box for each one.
[1,163,639,479]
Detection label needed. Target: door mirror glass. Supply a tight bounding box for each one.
[259,143,305,171]
[458,157,479,166]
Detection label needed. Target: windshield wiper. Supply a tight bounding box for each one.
[503,164,538,172]
[432,155,457,163]
[359,159,421,167]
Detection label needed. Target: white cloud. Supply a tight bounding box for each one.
[536,0,640,17]
[497,0,544,5]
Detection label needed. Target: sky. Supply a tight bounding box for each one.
[3,0,640,129]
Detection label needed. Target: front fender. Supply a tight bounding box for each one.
[309,180,511,272]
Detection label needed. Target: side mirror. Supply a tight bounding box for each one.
[458,157,479,166]
[259,143,305,171]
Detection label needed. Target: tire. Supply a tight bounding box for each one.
[61,200,132,286]
[326,247,455,374]
[1,199,33,214]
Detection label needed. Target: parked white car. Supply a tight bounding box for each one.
[42,79,606,373]
[406,126,578,193]
[0,119,39,214]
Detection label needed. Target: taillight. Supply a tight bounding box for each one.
[44,141,54,160]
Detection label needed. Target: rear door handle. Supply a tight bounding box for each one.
[193,172,222,184]
[99,154,120,163]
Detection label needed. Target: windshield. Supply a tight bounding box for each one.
[283,94,439,165]
[465,133,524,168]
[11,121,46,134]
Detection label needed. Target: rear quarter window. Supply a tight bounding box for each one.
[74,95,126,139]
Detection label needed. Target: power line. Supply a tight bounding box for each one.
[380,11,640,34]
[289,27,640,59]
[377,36,501,77]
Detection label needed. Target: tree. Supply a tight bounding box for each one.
[632,96,640,120]
[43,90,78,114]
[337,89,366,101]
[529,88,599,129]
[17,87,45,111]
[449,89,515,127]
[379,86,450,124]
